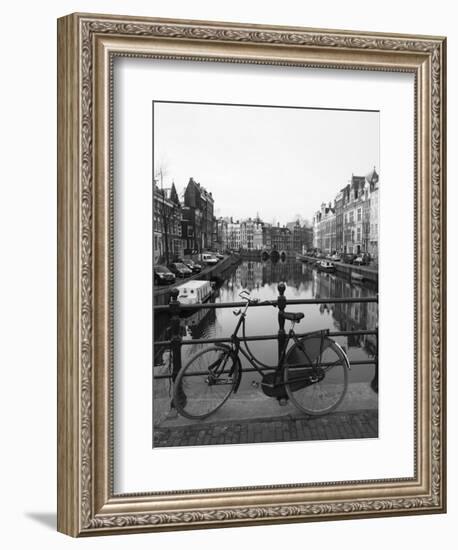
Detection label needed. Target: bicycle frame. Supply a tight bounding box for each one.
[172,293,352,420]
[228,299,333,393]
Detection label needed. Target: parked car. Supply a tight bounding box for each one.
[200,253,218,265]
[168,262,192,278]
[353,254,371,266]
[215,253,224,260]
[331,253,341,261]
[183,259,202,273]
[154,265,176,285]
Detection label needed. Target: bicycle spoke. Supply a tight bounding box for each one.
[284,336,348,416]
[174,347,238,420]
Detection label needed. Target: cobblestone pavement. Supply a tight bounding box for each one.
[153,409,378,448]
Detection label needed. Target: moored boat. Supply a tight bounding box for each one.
[177,280,213,304]
[317,260,335,272]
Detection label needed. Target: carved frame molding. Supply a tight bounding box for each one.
[57,13,446,536]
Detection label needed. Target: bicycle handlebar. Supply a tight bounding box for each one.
[238,291,277,308]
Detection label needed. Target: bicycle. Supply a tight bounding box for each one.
[173,289,350,420]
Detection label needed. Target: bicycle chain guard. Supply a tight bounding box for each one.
[260,368,324,398]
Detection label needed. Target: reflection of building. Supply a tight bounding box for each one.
[315,271,378,352]
[153,181,182,263]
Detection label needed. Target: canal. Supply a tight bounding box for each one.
[153,258,378,422]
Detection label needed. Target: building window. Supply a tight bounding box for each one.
[357,208,362,222]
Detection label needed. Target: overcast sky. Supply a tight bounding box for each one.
[153,101,379,225]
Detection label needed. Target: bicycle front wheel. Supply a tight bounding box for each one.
[284,335,349,415]
[173,345,239,420]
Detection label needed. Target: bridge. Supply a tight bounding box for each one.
[153,283,379,446]
[239,248,293,260]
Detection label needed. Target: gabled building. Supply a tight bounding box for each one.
[153,181,182,263]
[366,167,380,260]
[341,175,366,254]
[183,177,215,251]
[313,202,336,254]
[270,224,292,252]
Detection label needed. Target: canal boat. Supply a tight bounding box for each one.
[317,260,335,272]
[177,280,213,305]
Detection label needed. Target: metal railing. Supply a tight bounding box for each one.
[153,283,378,393]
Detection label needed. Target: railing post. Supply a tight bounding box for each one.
[277,282,287,362]
[169,288,183,408]
[371,323,379,393]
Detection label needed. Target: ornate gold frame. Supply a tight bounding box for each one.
[57,13,446,536]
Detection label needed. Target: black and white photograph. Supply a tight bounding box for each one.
[153,100,379,448]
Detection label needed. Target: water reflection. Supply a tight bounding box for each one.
[154,259,378,384]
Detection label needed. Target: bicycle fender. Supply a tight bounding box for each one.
[232,356,243,394]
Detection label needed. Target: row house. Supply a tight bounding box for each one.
[335,190,344,253]
[367,167,380,259]
[217,217,269,252]
[312,168,379,258]
[241,218,264,250]
[313,203,336,254]
[181,205,202,255]
[287,221,314,253]
[214,217,228,253]
[262,223,272,250]
[226,220,241,250]
[342,176,366,254]
[153,181,183,263]
[270,225,292,252]
[183,177,215,251]
[253,223,263,250]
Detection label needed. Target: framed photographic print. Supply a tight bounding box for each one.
[57,13,446,536]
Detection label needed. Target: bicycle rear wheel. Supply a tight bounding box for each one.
[173,345,239,420]
[284,335,349,415]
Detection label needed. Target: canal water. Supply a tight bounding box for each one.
[153,258,378,417]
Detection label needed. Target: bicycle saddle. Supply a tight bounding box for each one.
[280,311,304,322]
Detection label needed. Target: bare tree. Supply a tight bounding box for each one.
[154,161,171,265]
